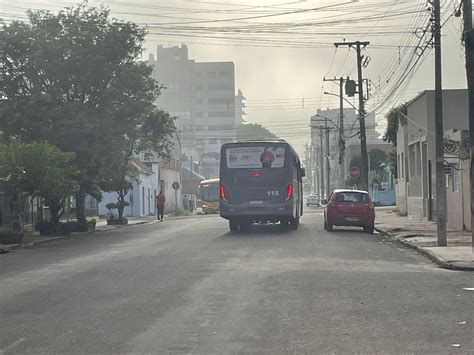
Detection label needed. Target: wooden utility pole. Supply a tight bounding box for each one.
[462,0,474,245]
[320,126,325,199]
[325,117,331,198]
[432,0,447,246]
[334,41,370,190]
[339,77,345,188]
[323,77,346,188]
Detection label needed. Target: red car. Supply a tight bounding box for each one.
[323,189,375,234]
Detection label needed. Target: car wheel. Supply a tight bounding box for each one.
[325,222,333,232]
[229,220,239,232]
[363,225,374,234]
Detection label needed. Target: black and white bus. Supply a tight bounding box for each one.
[219,140,305,231]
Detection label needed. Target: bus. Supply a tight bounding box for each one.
[219,140,305,231]
[198,178,220,214]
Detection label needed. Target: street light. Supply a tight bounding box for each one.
[324,91,359,113]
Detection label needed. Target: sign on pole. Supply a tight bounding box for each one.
[349,166,360,179]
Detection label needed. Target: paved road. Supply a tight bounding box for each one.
[1,208,473,354]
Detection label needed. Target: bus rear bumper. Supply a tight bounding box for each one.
[220,201,294,220]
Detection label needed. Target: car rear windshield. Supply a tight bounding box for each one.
[225,146,285,169]
[335,192,369,203]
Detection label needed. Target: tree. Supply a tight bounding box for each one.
[0,4,174,225]
[99,108,175,219]
[368,148,387,172]
[383,103,407,146]
[236,122,279,141]
[0,141,77,232]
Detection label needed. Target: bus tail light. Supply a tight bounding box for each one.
[285,183,293,201]
[219,183,227,201]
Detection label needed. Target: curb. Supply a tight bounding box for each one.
[374,227,474,272]
[0,220,158,253]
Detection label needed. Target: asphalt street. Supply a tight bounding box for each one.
[0,208,473,354]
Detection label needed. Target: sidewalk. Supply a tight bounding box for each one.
[375,207,473,271]
[0,209,204,253]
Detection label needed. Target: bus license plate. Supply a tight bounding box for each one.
[250,200,263,205]
[346,217,358,221]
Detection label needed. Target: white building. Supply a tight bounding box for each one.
[147,44,245,178]
[98,157,181,218]
[396,89,471,230]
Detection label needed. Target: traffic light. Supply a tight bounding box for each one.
[345,80,357,97]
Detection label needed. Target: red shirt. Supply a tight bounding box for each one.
[155,194,166,206]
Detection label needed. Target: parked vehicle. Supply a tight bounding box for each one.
[306,194,320,206]
[323,189,375,234]
[219,140,305,231]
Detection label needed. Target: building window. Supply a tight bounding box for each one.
[195,112,204,118]
[207,84,233,91]
[208,98,230,105]
[194,98,203,104]
[195,72,202,78]
[195,85,203,91]
[208,125,233,131]
[208,138,218,144]
[207,71,217,78]
[195,125,205,131]
[208,111,234,118]
[219,71,232,78]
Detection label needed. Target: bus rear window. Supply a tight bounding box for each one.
[226,146,285,169]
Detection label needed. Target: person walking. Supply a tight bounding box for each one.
[155,190,166,222]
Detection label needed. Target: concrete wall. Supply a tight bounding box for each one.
[407,197,424,219]
[160,167,181,212]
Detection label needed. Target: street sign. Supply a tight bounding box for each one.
[172,181,180,190]
[349,166,360,179]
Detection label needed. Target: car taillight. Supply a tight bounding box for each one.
[285,183,293,201]
[219,184,227,201]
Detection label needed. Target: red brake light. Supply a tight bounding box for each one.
[219,184,226,201]
[285,183,293,201]
[251,171,259,177]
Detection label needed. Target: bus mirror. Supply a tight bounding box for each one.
[300,168,306,177]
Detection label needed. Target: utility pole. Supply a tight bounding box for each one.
[431,0,447,246]
[325,117,331,198]
[339,77,345,188]
[323,77,346,188]
[334,41,369,190]
[462,0,474,249]
[320,126,325,199]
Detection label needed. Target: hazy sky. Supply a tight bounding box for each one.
[1,0,470,154]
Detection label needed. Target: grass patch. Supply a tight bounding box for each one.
[172,210,192,217]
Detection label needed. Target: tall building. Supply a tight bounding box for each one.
[147,45,245,178]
